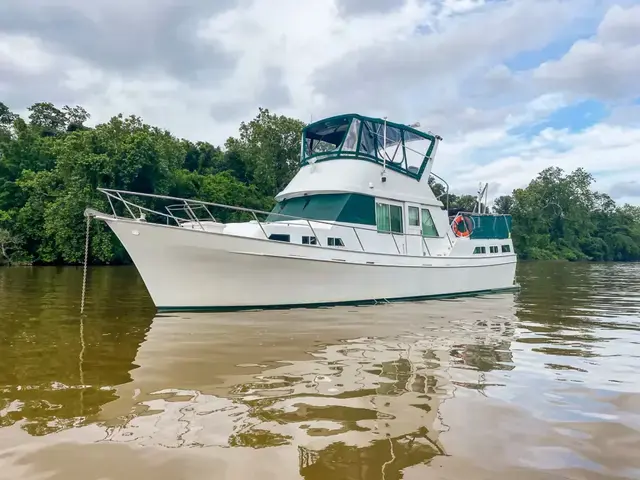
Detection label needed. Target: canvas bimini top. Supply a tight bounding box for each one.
[301,114,441,181]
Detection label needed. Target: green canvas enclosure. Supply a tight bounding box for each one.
[465,214,512,239]
[300,114,438,181]
[266,193,376,225]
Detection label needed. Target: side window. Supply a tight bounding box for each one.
[490,246,499,253]
[269,234,290,242]
[390,205,403,233]
[501,245,511,253]
[302,236,317,245]
[376,202,390,232]
[421,209,439,237]
[328,238,345,247]
[473,246,487,254]
[408,206,420,226]
[376,202,403,233]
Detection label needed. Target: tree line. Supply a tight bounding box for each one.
[1,101,639,265]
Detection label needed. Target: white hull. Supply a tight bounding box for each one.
[102,216,517,311]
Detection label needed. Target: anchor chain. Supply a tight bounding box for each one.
[80,214,91,314]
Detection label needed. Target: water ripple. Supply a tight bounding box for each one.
[0,263,639,479]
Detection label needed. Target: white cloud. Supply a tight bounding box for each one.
[199,0,433,121]
[311,0,584,125]
[437,115,640,200]
[0,34,54,75]
[532,4,640,100]
[0,0,638,203]
[434,3,640,201]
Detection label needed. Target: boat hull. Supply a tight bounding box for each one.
[102,217,518,311]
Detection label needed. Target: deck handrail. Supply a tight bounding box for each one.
[97,188,412,235]
[93,188,510,254]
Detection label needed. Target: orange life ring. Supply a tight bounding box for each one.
[452,215,472,237]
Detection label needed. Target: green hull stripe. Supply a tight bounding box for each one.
[156,285,521,314]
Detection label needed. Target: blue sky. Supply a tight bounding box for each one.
[507,100,610,138]
[1,0,639,204]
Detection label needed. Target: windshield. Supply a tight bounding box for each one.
[304,116,353,156]
[301,114,437,180]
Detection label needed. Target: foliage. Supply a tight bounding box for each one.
[224,107,306,197]
[432,167,640,261]
[0,101,638,265]
[0,227,23,265]
[428,177,488,214]
[495,167,640,261]
[0,103,299,265]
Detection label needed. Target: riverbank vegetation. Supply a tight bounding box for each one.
[1,102,639,265]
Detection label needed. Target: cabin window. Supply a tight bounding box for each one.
[267,193,376,226]
[328,237,345,247]
[421,209,438,237]
[376,202,403,234]
[376,202,390,232]
[408,206,420,227]
[390,205,403,233]
[269,234,290,242]
[302,236,317,245]
[473,246,486,254]
[502,244,511,253]
[490,246,499,253]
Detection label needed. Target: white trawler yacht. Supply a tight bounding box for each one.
[87,114,517,311]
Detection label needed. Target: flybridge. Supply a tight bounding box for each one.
[301,114,441,181]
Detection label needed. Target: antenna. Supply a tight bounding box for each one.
[484,183,489,213]
[381,117,388,182]
[382,117,387,171]
[475,182,489,213]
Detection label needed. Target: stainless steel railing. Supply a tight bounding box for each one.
[96,188,459,256]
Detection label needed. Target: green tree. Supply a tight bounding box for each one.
[428,177,446,199]
[507,166,640,261]
[28,102,68,136]
[225,107,306,196]
[493,195,514,214]
[0,102,18,141]
[63,105,90,132]
[0,100,638,265]
[0,227,23,265]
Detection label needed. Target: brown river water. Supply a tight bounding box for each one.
[0,262,639,479]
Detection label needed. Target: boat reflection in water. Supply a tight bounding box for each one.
[96,294,516,479]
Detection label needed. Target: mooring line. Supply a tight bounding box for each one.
[80,214,91,314]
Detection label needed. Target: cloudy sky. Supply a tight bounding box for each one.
[1,0,639,202]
